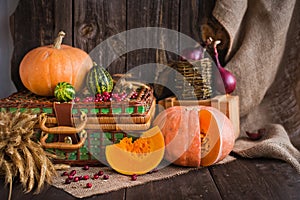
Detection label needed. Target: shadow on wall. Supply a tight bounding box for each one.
[0,0,19,98]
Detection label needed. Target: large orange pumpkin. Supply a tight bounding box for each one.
[153,106,235,167]
[19,31,93,96]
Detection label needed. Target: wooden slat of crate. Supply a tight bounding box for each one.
[158,95,240,139]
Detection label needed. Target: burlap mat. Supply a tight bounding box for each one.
[51,156,236,198]
[52,165,198,198]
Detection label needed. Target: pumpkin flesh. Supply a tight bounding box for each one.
[105,126,165,175]
[199,109,221,166]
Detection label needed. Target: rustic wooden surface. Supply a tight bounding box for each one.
[1,156,300,200]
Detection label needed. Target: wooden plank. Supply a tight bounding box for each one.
[0,179,126,200]
[180,0,206,46]
[54,0,73,46]
[126,168,222,200]
[126,0,180,78]
[211,95,240,139]
[10,0,73,91]
[73,0,126,75]
[0,181,73,200]
[226,95,240,139]
[180,0,229,64]
[209,158,300,200]
[1,158,299,200]
[84,190,126,200]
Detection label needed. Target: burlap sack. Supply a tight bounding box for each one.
[213,0,300,172]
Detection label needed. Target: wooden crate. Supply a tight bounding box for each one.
[158,95,240,139]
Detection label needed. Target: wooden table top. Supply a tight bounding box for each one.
[1,141,300,200]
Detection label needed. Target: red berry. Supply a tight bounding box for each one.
[246,131,263,140]
[65,178,71,184]
[102,92,110,97]
[93,174,99,179]
[103,96,109,101]
[103,175,109,180]
[83,175,89,180]
[121,93,127,99]
[74,97,81,102]
[83,165,89,170]
[97,170,104,176]
[131,174,137,181]
[70,170,76,176]
[61,171,68,176]
[73,177,79,182]
[78,175,83,180]
[86,183,92,188]
[68,175,74,180]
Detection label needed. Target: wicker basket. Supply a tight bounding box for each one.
[34,128,147,166]
[169,58,213,100]
[0,85,156,166]
[0,86,154,126]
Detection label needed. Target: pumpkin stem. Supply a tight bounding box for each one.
[53,31,66,49]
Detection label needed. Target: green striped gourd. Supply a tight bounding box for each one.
[86,62,113,94]
[54,82,76,102]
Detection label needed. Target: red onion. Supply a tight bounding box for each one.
[181,38,214,61]
[213,40,236,94]
[181,46,204,61]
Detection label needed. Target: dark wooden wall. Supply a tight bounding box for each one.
[10,0,228,92]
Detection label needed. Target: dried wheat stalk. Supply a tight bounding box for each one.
[0,111,57,200]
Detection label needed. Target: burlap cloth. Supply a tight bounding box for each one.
[52,157,236,199]
[53,166,199,199]
[212,0,300,174]
[52,0,300,197]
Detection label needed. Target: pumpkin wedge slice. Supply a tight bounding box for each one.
[105,126,165,175]
[199,109,231,166]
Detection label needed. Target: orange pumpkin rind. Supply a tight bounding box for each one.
[19,31,93,96]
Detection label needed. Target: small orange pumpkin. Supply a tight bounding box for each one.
[153,106,235,167]
[19,31,93,96]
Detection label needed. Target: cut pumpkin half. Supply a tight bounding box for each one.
[105,126,165,175]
